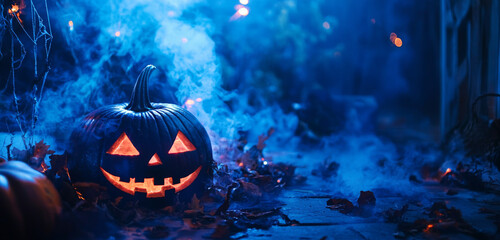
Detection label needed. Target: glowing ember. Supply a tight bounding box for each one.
[115,31,121,37]
[76,190,85,200]
[41,161,49,173]
[238,7,249,16]
[68,21,74,31]
[239,162,244,167]
[444,168,452,175]
[423,224,433,232]
[195,97,202,102]
[185,99,195,106]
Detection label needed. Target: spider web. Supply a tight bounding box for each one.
[1,0,53,149]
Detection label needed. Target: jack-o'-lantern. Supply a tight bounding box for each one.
[68,65,213,205]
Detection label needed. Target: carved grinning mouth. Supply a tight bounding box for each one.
[100,166,202,198]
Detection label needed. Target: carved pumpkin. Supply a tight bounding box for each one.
[68,65,213,205]
[0,160,62,239]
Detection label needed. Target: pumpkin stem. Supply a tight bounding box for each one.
[125,65,156,112]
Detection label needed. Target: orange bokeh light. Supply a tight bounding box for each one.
[322,21,330,29]
[238,7,249,16]
[394,37,403,47]
[390,32,397,42]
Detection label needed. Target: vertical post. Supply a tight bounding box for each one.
[440,0,447,139]
[496,1,500,119]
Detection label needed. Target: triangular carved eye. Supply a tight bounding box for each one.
[106,132,140,156]
[168,131,196,154]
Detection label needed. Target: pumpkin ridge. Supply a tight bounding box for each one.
[163,106,212,155]
[156,108,200,174]
[166,108,208,152]
[150,109,173,155]
[161,108,207,165]
[144,110,164,159]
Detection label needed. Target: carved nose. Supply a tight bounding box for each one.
[148,153,162,166]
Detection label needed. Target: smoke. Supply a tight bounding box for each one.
[0,0,444,197]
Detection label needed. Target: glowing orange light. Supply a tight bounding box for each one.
[277,179,281,183]
[168,131,196,154]
[444,168,451,175]
[100,166,202,197]
[424,224,433,232]
[115,31,121,37]
[68,21,74,27]
[106,132,140,156]
[394,37,403,47]
[322,21,330,29]
[239,0,249,5]
[238,7,249,16]
[9,4,19,14]
[41,161,49,173]
[8,4,23,23]
[148,153,162,166]
[390,32,397,43]
[390,32,403,47]
[238,162,244,167]
[185,99,195,106]
[195,98,202,102]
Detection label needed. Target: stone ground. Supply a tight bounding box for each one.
[246,185,500,239]
[121,182,499,239]
[62,148,500,239]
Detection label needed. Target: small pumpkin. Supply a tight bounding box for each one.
[68,65,213,205]
[0,160,62,239]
